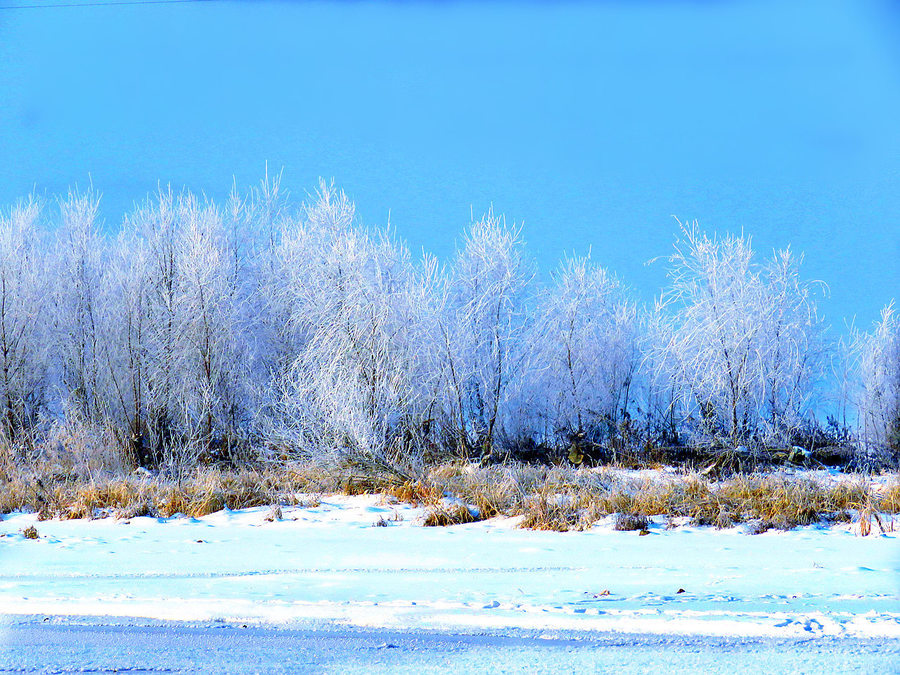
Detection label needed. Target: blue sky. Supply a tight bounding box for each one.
[0,0,897,331]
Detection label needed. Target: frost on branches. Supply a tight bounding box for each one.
[653,223,827,448]
[0,181,894,472]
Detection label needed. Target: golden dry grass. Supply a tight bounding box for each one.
[0,461,341,520]
[387,480,442,506]
[423,464,900,532]
[422,503,479,527]
[1,448,897,534]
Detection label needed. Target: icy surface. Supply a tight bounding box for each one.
[1,495,898,640]
[5,619,900,674]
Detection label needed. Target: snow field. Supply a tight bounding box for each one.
[1,494,898,640]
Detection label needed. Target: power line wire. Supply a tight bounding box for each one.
[0,0,218,9]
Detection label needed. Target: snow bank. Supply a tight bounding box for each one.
[1,495,898,639]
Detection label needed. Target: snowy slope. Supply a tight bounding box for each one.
[1,495,898,640]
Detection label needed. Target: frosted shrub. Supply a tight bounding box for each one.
[432,210,535,457]
[0,197,48,442]
[267,182,431,471]
[174,194,247,449]
[102,188,251,468]
[103,229,151,463]
[856,304,900,455]
[524,255,638,450]
[0,179,886,471]
[636,307,688,447]
[655,223,826,446]
[52,187,106,424]
[756,248,828,443]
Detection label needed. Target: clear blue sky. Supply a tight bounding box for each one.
[0,0,897,331]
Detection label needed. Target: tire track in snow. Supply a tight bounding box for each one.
[0,565,585,580]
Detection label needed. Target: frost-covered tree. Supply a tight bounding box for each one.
[222,177,276,418]
[241,170,293,393]
[0,181,863,467]
[103,229,152,464]
[0,197,47,442]
[856,303,900,454]
[115,188,252,466]
[259,180,353,446]
[174,193,247,450]
[635,305,686,446]
[269,183,432,472]
[132,188,185,457]
[757,248,827,442]
[657,223,825,446]
[525,255,638,449]
[657,225,763,442]
[435,210,535,456]
[52,187,106,424]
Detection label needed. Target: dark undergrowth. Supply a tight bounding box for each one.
[1,440,898,534]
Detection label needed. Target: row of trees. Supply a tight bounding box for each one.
[0,178,896,471]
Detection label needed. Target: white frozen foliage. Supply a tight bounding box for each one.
[856,304,900,452]
[0,183,893,466]
[651,223,827,446]
[524,255,637,448]
[0,197,46,442]
[432,210,535,456]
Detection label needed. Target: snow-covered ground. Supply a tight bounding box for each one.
[1,495,898,641]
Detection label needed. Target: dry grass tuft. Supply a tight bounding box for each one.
[0,460,344,519]
[879,480,900,513]
[22,525,38,539]
[614,513,650,531]
[389,480,442,506]
[2,450,897,535]
[857,502,887,537]
[518,495,584,531]
[423,503,479,527]
[421,464,900,532]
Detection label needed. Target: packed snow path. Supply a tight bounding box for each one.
[4,618,900,674]
[1,495,898,640]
